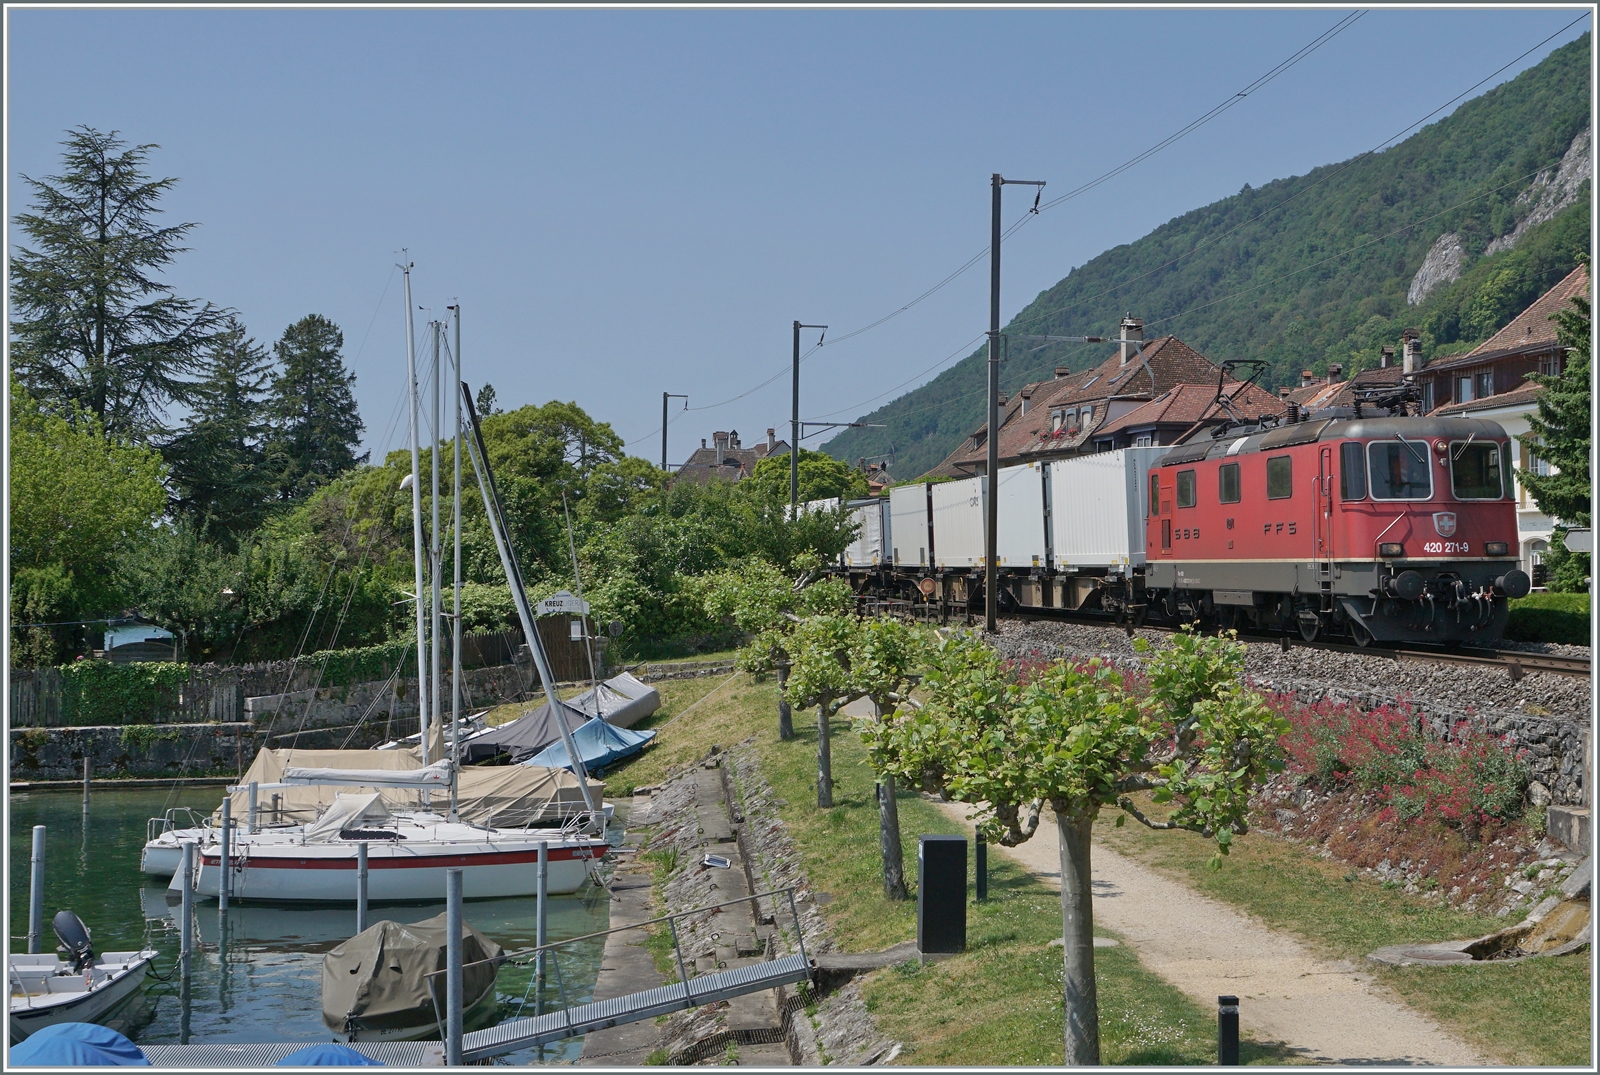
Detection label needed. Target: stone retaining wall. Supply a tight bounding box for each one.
[9,723,257,782]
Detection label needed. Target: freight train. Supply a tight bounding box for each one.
[823,402,1531,646]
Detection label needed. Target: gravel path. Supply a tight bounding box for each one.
[934,802,1490,1066]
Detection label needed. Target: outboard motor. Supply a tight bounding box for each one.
[52,910,95,973]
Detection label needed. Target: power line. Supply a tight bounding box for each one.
[621,12,1364,445]
[817,16,1588,428]
[1003,10,1592,337]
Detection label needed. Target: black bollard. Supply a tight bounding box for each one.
[975,838,987,901]
[1218,994,1240,1065]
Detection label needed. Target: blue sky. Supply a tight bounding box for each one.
[5,6,1590,466]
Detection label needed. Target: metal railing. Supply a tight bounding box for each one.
[454,885,812,1060]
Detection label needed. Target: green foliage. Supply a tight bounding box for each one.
[825,36,1591,477]
[1539,528,1591,594]
[163,316,277,544]
[60,659,190,726]
[9,125,229,441]
[867,628,1285,861]
[119,723,181,751]
[1518,285,1591,527]
[265,314,365,501]
[743,448,869,504]
[1504,588,1591,643]
[9,380,168,664]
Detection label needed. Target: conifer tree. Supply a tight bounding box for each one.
[1519,289,1591,525]
[164,317,277,543]
[9,126,227,441]
[265,314,365,501]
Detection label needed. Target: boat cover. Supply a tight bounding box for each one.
[521,716,655,774]
[220,749,604,828]
[321,914,502,1035]
[275,1043,384,1066]
[464,673,660,762]
[304,793,394,843]
[283,760,453,789]
[9,1023,149,1065]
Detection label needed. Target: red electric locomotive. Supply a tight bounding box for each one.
[1143,411,1531,645]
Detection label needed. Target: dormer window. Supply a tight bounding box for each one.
[972,431,986,450]
[1050,410,1065,432]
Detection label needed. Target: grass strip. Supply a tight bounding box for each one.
[1097,810,1592,1066]
[609,674,1294,1064]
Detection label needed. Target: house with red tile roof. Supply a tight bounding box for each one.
[926,317,1278,477]
[675,428,790,484]
[1423,263,1589,581]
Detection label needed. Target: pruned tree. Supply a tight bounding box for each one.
[783,613,858,808]
[845,615,926,900]
[10,126,228,441]
[863,628,1286,1064]
[703,553,853,740]
[265,314,365,501]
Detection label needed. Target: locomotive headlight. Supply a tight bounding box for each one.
[1378,542,1404,557]
[1485,541,1509,556]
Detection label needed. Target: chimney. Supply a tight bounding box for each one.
[1019,386,1033,414]
[1380,345,1395,368]
[1300,370,1316,388]
[1118,315,1145,366]
[713,431,728,465]
[766,428,775,451]
[996,393,1008,410]
[701,438,707,449]
[1401,329,1422,375]
[728,429,740,449]
[1327,364,1342,384]
[1278,387,1292,399]
[1054,366,1072,379]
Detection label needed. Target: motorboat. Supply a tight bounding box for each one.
[323,912,503,1042]
[168,792,609,903]
[8,912,156,1042]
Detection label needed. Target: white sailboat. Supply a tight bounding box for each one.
[159,282,612,903]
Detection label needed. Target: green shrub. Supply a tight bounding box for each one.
[60,660,190,725]
[1504,592,1591,645]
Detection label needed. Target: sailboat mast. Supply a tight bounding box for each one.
[403,264,431,766]
[450,305,464,824]
[431,320,444,776]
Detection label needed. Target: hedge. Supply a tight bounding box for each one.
[1504,592,1592,646]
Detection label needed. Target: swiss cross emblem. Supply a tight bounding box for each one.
[1432,512,1458,538]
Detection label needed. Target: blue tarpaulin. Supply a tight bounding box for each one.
[521,716,654,774]
[276,1043,384,1066]
[10,1023,150,1066]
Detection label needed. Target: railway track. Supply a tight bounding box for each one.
[869,597,1592,682]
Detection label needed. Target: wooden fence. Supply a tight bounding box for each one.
[8,617,600,728]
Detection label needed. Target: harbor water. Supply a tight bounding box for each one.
[9,787,615,1062]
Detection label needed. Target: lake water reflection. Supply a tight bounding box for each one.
[10,787,614,1062]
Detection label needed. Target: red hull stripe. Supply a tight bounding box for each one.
[200,846,607,870]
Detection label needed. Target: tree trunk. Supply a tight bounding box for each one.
[878,774,907,899]
[1056,805,1099,1066]
[816,703,834,808]
[776,663,793,741]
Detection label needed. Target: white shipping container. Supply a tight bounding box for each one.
[843,499,888,566]
[932,476,987,569]
[1047,447,1166,569]
[889,484,931,567]
[994,462,1048,568]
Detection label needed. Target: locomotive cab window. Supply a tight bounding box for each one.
[1266,455,1292,500]
[1368,440,1432,500]
[1339,442,1366,500]
[1176,469,1196,508]
[1149,474,1159,517]
[1218,462,1240,504]
[1451,440,1504,500]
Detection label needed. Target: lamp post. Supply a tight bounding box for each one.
[985,174,1045,633]
[791,322,829,512]
[661,393,688,473]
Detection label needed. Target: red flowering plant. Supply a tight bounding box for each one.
[1274,693,1530,839]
